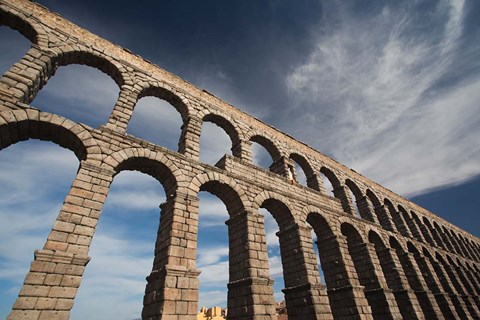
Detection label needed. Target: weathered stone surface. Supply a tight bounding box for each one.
[1,0,479,319]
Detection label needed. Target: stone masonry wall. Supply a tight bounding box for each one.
[1,0,479,319]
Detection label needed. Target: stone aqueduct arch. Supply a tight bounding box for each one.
[1,0,479,319]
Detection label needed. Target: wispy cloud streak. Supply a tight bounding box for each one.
[287,0,480,196]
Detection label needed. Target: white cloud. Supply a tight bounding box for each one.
[70,170,163,319]
[71,232,154,320]
[127,96,183,151]
[32,64,119,128]
[105,190,165,211]
[286,0,480,197]
[261,209,281,248]
[197,192,230,227]
[199,122,232,165]
[0,141,78,317]
[198,290,227,309]
[268,255,283,279]
[198,260,229,286]
[197,246,229,267]
[251,142,274,169]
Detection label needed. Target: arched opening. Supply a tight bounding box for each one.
[423,217,444,248]
[0,10,37,74]
[411,211,432,244]
[345,181,362,219]
[407,242,459,318]
[250,135,280,172]
[307,213,334,290]
[68,156,178,320]
[289,153,316,188]
[0,25,32,77]
[446,256,476,295]
[0,140,78,318]
[369,231,414,319]
[127,96,183,151]
[309,213,371,318]
[451,232,469,259]
[319,169,335,197]
[467,240,480,261]
[391,237,439,317]
[435,253,469,298]
[259,199,293,306]
[259,207,284,303]
[197,180,274,318]
[423,249,471,319]
[320,167,356,216]
[367,190,393,230]
[0,10,37,43]
[195,191,229,310]
[443,226,462,255]
[71,169,166,319]
[345,180,377,222]
[398,205,421,241]
[384,199,407,237]
[459,236,475,260]
[251,140,273,169]
[309,228,326,285]
[341,224,387,319]
[199,115,234,166]
[435,222,454,251]
[464,261,480,290]
[31,63,119,128]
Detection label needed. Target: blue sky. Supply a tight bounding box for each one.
[1,0,480,319]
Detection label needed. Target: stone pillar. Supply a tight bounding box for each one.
[306,173,326,193]
[462,265,480,293]
[392,211,412,238]
[460,238,476,261]
[436,257,480,319]
[231,139,252,163]
[438,228,455,253]
[412,253,460,319]
[7,161,114,320]
[269,156,289,177]
[453,265,480,310]
[178,115,202,161]
[402,212,424,242]
[276,224,333,320]
[0,45,53,109]
[468,265,480,288]
[426,255,471,320]
[348,242,402,319]
[448,232,465,257]
[396,251,445,319]
[468,243,480,261]
[225,211,276,319]
[427,224,446,249]
[142,193,200,320]
[356,196,379,223]
[105,85,138,133]
[332,186,355,216]
[414,217,435,246]
[317,234,372,319]
[471,242,480,261]
[374,247,424,319]
[374,205,397,232]
[453,234,470,259]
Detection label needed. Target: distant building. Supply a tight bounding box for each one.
[196,306,226,320]
[275,300,287,315]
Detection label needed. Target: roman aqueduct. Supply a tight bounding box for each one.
[1,0,480,319]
